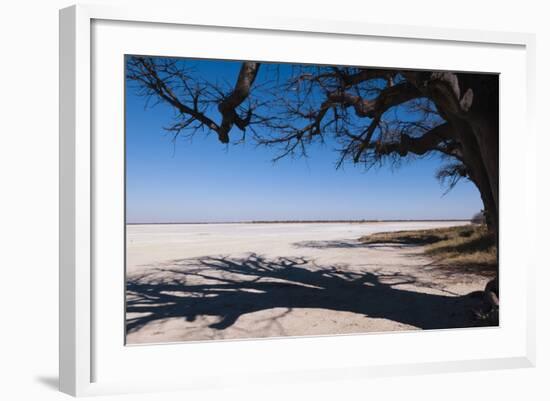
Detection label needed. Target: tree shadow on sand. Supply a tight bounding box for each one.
[293,239,423,250]
[126,253,493,336]
[293,239,497,278]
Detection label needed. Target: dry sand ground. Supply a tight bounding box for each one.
[126,221,489,344]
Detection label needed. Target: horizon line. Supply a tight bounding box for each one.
[126,218,472,225]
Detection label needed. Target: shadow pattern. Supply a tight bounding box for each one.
[292,239,367,249]
[126,253,491,336]
[293,239,419,250]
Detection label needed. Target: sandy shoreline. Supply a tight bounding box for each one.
[126,221,488,344]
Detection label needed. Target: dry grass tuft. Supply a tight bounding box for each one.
[359,224,497,272]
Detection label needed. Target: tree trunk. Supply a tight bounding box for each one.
[433,74,499,237]
[446,116,498,236]
[470,75,499,238]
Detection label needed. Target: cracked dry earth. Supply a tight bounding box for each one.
[125,221,489,344]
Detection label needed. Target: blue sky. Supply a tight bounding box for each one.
[125,58,482,223]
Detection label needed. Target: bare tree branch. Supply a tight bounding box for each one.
[126,58,499,235]
[374,122,454,157]
[126,56,260,143]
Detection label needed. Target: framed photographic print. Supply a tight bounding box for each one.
[59,3,536,396]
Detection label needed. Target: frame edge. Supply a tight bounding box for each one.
[59,4,92,396]
[59,5,77,396]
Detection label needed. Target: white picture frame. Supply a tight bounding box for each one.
[59,3,536,397]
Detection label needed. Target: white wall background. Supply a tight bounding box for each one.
[0,0,547,399]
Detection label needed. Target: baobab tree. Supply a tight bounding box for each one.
[126,56,499,304]
[127,57,498,233]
